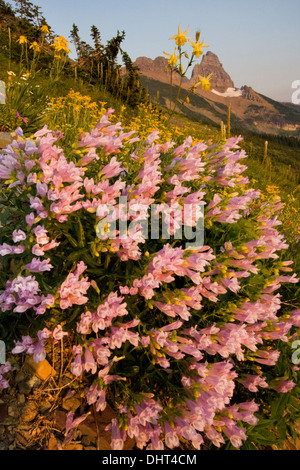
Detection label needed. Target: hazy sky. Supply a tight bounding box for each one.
[8,0,300,102]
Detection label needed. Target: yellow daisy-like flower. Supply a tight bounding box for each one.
[51,36,71,54]
[29,41,41,52]
[170,25,192,47]
[17,35,28,45]
[40,24,50,34]
[188,39,209,58]
[163,48,179,68]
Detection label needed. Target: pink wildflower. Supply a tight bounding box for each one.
[25,257,53,273]
[59,261,90,309]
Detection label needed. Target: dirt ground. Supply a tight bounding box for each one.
[1,352,300,451]
[0,352,133,451]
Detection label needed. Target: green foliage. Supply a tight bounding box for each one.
[0,71,48,133]
[70,24,149,108]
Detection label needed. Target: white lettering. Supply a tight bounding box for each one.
[291,80,300,105]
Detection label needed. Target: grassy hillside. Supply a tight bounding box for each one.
[0,0,299,230]
[0,1,300,453]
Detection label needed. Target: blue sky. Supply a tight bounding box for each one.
[8,0,300,102]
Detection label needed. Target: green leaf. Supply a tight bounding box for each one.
[0,207,10,225]
[271,394,290,420]
[241,440,258,450]
[119,365,140,377]
[288,397,300,414]
[287,423,298,443]
[277,419,287,441]
[65,306,82,326]
[67,248,89,262]
[63,232,78,248]
[75,217,85,248]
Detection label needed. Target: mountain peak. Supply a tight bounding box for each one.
[190,52,234,93]
[134,56,182,85]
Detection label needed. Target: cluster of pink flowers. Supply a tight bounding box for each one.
[0,362,11,390]
[0,275,54,315]
[0,109,299,449]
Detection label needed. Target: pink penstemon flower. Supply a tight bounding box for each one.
[64,411,90,444]
[59,261,90,309]
[0,105,298,452]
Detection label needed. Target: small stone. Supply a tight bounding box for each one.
[8,359,20,373]
[81,435,91,446]
[62,396,81,413]
[20,401,38,423]
[63,442,83,451]
[17,381,32,395]
[15,371,25,384]
[7,406,15,417]
[52,409,66,431]
[18,394,26,405]
[24,357,56,381]
[0,132,13,149]
[47,434,59,450]
[39,399,51,414]
[26,375,41,390]
[0,403,8,423]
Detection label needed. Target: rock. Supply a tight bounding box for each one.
[24,357,56,381]
[14,371,26,384]
[7,406,15,417]
[0,403,8,423]
[0,132,13,149]
[47,434,59,450]
[20,401,38,423]
[26,375,41,390]
[63,442,83,450]
[78,405,115,443]
[241,85,263,103]
[7,357,20,372]
[62,396,81,413]
[17,394,26,405]
[77,404,134,450]
[132,56,183,86]
[39,399,52,414]
[52,409,66,431]
[17,380,32,395]
[190,51,234,93]
[81,435,91,447]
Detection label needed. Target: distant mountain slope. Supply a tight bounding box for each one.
[132,53,300,137]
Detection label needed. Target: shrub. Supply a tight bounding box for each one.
[0,109,299,450]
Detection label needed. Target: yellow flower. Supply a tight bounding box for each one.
[188,39,209,58]
[163,48,178,67]
[266,185,280,194]
[17,35,28,45]
[51,36,71,54]
[40,24,50,34]
[29,41,41,52]
[170,25,192,47]
[193,73,213,91]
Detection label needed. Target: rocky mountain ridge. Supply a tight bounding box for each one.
[131,52,300,136]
